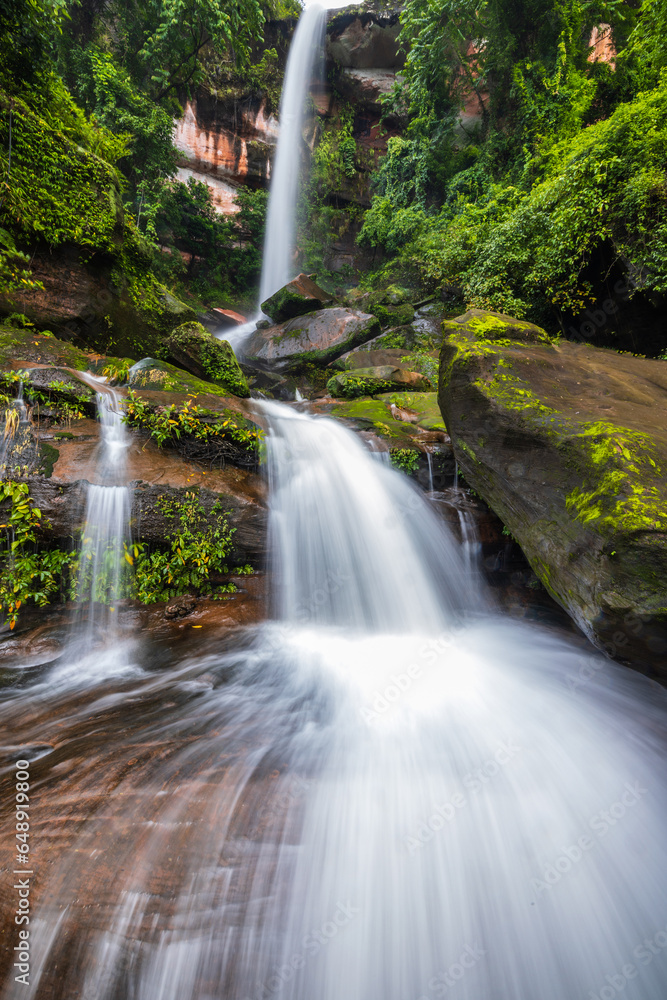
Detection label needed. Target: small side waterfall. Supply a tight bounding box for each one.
[0,383,30,478]
[73,383,131,651]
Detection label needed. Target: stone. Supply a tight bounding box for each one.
[240,307,381,372]
[211,308,247,327]
[338,347,407,369]
[126,358,237,397]
[369,286,416,328]
[166,322,250,397]
[442,308,553,345]
[336,68,398,113]
[438,309,667,677]
[327,365,431,399]
[261,274,335,323]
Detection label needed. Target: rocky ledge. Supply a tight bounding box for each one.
[438,309,667,677]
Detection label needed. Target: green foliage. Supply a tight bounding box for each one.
[129,492,237,603]
[123,390,262,456]
[153,177,267,302]
[0,229,43,296]
[0,0,69,87]
[389,448,420,475]
[326,372,395,400]
[0,481,75,629]
[365,80,667,324]
[0,82,126,253]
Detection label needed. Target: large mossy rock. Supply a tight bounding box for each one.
[166,322,249,397]
[240,307,381,372]
[327,365,431,399]
[260,273,334,323]
[126,358,243,396]
[438,309,667,676]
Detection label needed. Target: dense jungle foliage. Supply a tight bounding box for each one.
[1,0,666,345]
[0,0,297,311]
[359,0,667,349]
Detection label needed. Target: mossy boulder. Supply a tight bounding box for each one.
[438,309,667,677]
[241,307,381,372]
[327,365,431,399]
[127,358,240,397]
[261,273,335,323]
[442,308,553,345]
[166,322,250,397]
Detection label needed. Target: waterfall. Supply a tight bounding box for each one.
[70,381,132,661]
[259,3,326,303]
[10,402,667,1000]
[221,2,326,352]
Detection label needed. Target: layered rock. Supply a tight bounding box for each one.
[0,244,195,358]
[438,309,667,676]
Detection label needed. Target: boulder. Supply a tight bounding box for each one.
[338,347,407,369]
[327,365,431,399]
[438,309,667,677]
[126,357,239,397]
[261,274,335,323]
[166,322,250,397]
[240,307,381,372]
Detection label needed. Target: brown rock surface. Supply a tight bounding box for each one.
[438,311,667,676]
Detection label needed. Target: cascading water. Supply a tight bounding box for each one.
[5,402,666,1000]
[221,3,327,353]
[66,379,132,671]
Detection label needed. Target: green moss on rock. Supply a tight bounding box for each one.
[166,322,250,397]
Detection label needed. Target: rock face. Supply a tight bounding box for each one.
[241,307,381,371]
[261,274,335,323]
[0,245,195,358]
[438,309,667,677]
[166,322,250,397]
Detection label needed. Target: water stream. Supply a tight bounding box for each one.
[64,379,133,673]
[222,3,327,353]
[3,404,666,1000]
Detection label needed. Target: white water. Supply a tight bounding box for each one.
[70,382,132,662]
[8,403,667,1000]
[221,3,327,353]
[259,4,325,304]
